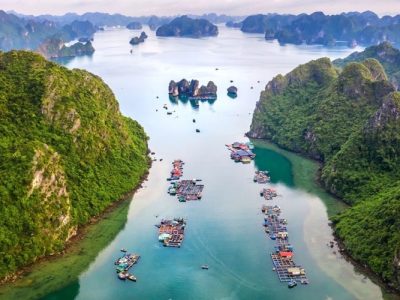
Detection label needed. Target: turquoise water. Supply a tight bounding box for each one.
[43,26,383,299]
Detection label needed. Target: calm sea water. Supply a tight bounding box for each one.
[43,26,383,300]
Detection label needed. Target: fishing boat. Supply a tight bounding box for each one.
[288,280,297,288]
[128,274,137,282]
[118,271,128,280]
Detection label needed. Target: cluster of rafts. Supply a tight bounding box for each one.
[114,250,140,282]
[228,140,309,288]
[226,141,255,163]
[156,218,186,247]
[256,173,309,288]
[167,160,204,202]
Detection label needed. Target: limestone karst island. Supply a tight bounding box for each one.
[0,1,400,300]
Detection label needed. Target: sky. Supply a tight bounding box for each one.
[3,0,400,17]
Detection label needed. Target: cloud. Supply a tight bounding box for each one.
[2,0,400,16]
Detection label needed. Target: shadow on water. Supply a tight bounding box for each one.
[253,145,294,187]
[0,195,133,300]
[168,95,217,109]
[40,280,80,300]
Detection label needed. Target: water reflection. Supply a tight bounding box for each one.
[168,95,217,109]
[252,144,294,187]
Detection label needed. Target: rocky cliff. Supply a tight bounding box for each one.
[248,52,400,290]
[37,38,95,59]
[0,51,149,280]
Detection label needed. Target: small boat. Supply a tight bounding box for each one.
[118,272,128,280]
[300,279,309,285]
[128,274,137,282]
[196,129,200,133]
[167,112,172,115]
[120,248,127,252]
[201,265,209,270]
[241,157,251,164]
[288,280,297,288]
[272,267,276,271]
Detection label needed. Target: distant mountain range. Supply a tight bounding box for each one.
[7,10,242,28]
[239,11,400,47]
[0,10,97,52]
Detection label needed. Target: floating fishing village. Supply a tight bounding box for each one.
[113,146,308,288]
[227,141,309,288]
[167,160,205,202]
[156,218,187,247]
[226,141,256,163]
[254,163,309,287]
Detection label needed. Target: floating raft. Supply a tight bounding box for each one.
[271,253,308,284]
[168,159,184,181]
[157,218,186,248]
[226,142,256,163]
[262,203,309,285]
[175,180,204,201]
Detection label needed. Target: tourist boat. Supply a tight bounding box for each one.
[201,265,209,270]
[128,274,137,282]
[288,280,297,288]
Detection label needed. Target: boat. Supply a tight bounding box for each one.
[201,265,209,270]
[120,248,127,252]
[128,274,137,282]
[288,280,297,288]
[196,129,200,133]
[118,271,128,280]
[241,157,252,164]
[300,279,309,285]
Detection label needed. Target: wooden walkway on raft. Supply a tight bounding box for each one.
[262,204,309,285]
[176,180,204,200]
[270,254,308,283]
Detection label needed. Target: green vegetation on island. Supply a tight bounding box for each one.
[241,11,400,47]
[156,16,218,38]
[334,42,400,90]
[248,45,400,291]
[0,51,149,281]
[37,38,95,59]
[0,10,97,51]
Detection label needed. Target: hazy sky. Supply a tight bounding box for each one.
[3,0,400,16]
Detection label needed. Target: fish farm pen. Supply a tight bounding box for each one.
[157,218,187,248]
[262,204,309,285]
